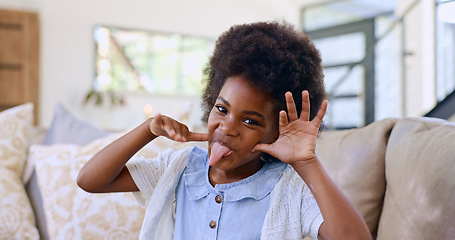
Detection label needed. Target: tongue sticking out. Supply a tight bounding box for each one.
[209,142,232,166]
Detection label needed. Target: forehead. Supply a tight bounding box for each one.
[218,76,277,116]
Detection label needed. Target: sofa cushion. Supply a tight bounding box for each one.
[26,103,111,240]
[43,102,110,145]
[29,128,204,240]
[377,117,455,239]
[0,103,39,239]
[30,133,144,240]
[315,118,397,236]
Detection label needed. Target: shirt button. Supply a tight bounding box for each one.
[209,220,217,229]
[215,195,223,203]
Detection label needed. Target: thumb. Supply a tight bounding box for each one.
[252,143,275,155]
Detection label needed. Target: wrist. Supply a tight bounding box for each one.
[290,156,324,182]
[290,155,319,170]
[143,118,158,140]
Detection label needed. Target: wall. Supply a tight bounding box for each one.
[396,0,436,116]
[0,0,443,128]
[0,0,39,11]
[0,0,299,129]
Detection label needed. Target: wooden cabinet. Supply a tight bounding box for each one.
[0,8,39,124]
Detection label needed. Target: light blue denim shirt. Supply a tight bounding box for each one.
[173,147,287,240]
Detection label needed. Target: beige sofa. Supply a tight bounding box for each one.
[1,103,454,239]
[316,117,455,239]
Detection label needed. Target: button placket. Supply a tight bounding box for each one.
[206,192,223,238]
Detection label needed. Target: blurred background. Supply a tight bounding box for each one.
[1,0,454,130]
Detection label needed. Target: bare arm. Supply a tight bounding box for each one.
[292,158,371,240]
[77,114,208,193]
[254,91,371,240]
[77,118,155,193]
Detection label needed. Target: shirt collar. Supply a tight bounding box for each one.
[183,147,287,202]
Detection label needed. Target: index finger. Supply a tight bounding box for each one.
[188,132,209,142]
[311,99,328,128]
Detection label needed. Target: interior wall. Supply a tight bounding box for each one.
[396,0,436,117]
[0,0,442,129]
[0,0,299,129]
[0,0,39,11]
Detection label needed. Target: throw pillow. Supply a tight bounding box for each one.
[0,103,39,239]
[27,102,111,240]
[31,133,142,239]
[30,131,204,240]
[43,103,110,145]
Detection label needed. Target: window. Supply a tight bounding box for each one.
[301,1,400,129]
[436,0,455,101]
[94,25,215,96]
[306,20,375,129]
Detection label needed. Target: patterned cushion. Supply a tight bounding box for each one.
[27,102,111,240]
[30,133,142,239]
[0,103,39,239]
[29,130,205,239]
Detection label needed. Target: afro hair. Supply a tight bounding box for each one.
[201,20,326,125]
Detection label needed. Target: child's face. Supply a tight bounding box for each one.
[207,75,278,175]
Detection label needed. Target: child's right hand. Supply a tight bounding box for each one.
[149,113,208,142]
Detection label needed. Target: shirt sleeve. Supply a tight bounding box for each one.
[126,148,185,207]
[301,184,324,239]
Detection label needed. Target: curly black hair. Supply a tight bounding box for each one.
[201,20,326,126]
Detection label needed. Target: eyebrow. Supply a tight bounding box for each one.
[217,96,266,121]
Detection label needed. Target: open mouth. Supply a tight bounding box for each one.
[222,150,233,158]
[209,141,233,165]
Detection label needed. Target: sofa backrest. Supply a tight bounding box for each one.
[316,117,455,239]
[316,118,397,236]
[377,117,455,239]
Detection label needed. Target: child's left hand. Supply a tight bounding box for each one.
[253,90,328,166]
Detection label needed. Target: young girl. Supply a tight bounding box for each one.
[77,21,371,240]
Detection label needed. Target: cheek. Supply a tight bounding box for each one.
[207,106,219,123]
[259,124,279,144]
[242,133,268,151]
[266,120,280,142]
[268,129,279,143]
[207,110,218,136]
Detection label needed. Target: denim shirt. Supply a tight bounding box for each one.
[173,147,287,240]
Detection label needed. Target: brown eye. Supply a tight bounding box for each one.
[244,119,259,126]
[216,105,227,114]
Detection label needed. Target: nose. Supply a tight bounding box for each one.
[219,117,240,137]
